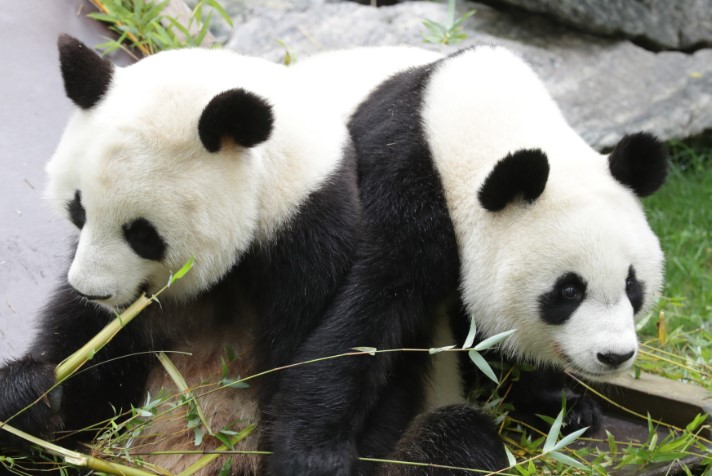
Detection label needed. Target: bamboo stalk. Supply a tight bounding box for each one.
[55,294,154,382]
[0,420,158,476]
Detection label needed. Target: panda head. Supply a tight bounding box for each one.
[471,134,667,380]
[46,35,281,309]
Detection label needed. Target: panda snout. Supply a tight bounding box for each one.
[596,350,635,368]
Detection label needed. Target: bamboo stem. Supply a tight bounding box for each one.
[0,420,158,476]
[55,294,154,382]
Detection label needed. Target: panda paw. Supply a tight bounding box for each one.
[268,439,357,476]
[0,358,64,448]
[563,392,602,435]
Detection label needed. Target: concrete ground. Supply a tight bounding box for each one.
[0,0,128,361]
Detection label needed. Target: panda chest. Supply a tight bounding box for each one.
[135,301,263,474]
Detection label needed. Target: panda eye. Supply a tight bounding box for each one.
[625,266,644,314]
[67,190,86,229]
[122,218,167,261]
[560,285,582,300]
[538,272,587,325]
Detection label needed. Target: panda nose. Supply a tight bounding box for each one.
[74,290,113,301]
[597,351,635,368]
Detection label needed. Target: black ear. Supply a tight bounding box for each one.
[608,132,668,197]
[478,149,550,212]
[58,34,113,109]
[198,89,274,152]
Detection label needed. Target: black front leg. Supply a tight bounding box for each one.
[506,366,602,435]
[0,359,62,448]
[0,282,156,451]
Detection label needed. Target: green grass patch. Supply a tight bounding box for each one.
[639,141,711,390]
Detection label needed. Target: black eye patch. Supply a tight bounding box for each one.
[67,190,86,229]
[122,218,167,261]
[626,266,645,314]
[538,272,587,325]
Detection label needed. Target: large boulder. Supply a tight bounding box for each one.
[482,0,712,52]
[225,0,712,150]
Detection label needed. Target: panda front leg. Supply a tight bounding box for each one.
[505,366,602,435]
[377,405,508,476]
[0,281,156,452]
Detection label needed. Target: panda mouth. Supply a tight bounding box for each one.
[553,344,615,380]
[101,281,152,312]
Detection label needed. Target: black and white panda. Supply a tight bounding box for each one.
[268,46,668,475]
[0,35,359,475]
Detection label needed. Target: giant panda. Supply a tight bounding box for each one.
[0,35,360,475]
[268,45,668,475]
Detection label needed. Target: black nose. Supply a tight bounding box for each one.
[75,290,112,301]
[597,350,635,367]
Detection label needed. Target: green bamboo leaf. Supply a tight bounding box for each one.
[142,0,169,23]
[685,413,707,432]
[548,450,587,470]
[504,445,517,467]
[550,426,589,453]
[193,426,204,446]
[219,377,250,389]
[352,346,377,355]
[195,13,213,46]
[606,430,618,455]
[204,0,233,26]
[543,409,565,452]
[648,432,659,451]
[429,344,456,354]
[169,256,195,286]
[474,329,517,351]
[462,317,476,349]
[468,349,498,383]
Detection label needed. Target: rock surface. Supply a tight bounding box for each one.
[225,0,712,150]
[484,0,712,52]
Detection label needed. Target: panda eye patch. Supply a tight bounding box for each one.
[67,190,86,229]
[122,218,167,261]
[625,266,644,314]
[538,272,587,325]
[561,285,582,300]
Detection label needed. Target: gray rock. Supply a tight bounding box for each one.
[484,0,712,51]
[226,0,712,150]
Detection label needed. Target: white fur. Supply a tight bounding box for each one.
[422,47,664,379]
[46,48,349,309]
[290,46,442,120]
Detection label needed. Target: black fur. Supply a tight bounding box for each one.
[198,88,274,152]
[0,282,158,455]
[269,59,487,475]
[66,190,86,229]
[503,366,602,435]
[382,405,508,475]
[608,132,668,197]
[0,149,359,473]
[625,265,644,314]
[478,149,549,212]
[122,217,167,262]
[447,299,604,438]
[0,55,359,476]
[538,272,587,325]
[58,35,113,110]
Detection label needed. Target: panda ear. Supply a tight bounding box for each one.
[198,89,274,152]
[608,132,668,197]
[58,34,114,109]
[478,149,550,212]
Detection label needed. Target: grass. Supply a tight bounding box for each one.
[637,141,712,391]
